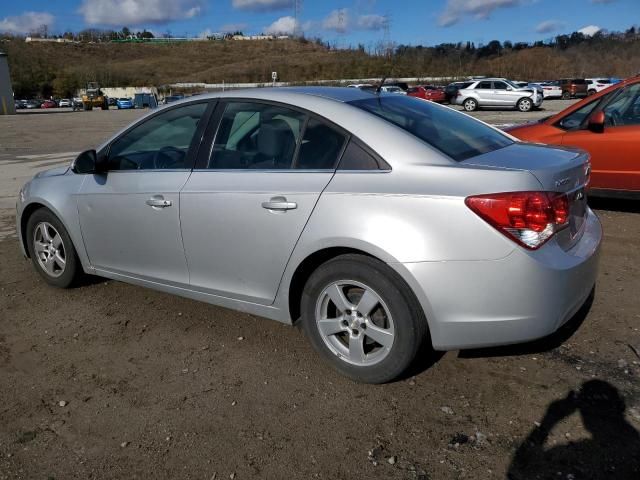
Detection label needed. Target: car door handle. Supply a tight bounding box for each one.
[145,197,172,208]
[262,196,297,211]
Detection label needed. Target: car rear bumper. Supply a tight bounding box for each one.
[393,208,601,350]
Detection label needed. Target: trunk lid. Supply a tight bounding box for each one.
[463,142,590,250]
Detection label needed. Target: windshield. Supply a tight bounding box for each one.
[348,95,513,162]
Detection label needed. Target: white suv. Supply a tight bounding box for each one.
[454,78,544,112]
[586,78,613,95]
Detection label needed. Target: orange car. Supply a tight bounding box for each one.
[507,76,640,198]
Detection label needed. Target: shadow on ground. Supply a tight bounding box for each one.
[507,380,640,479]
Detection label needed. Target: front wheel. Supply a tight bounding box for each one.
[517,97,533,112]
[463,98,478,111]
[26,208,84,288]
[301,254,427,383]
[562,91,571,100]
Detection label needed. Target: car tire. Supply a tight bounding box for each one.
[26,208,84,288]
[517,98,533,112]
[462,98,478,112]
[587,89,596,96]
[300,254,428,383]
[562,91,571,100]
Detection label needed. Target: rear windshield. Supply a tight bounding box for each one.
[572,79,586,84]
[348,95,513,162]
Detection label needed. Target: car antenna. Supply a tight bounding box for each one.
[376,57,396,95]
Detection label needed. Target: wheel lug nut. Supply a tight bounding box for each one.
[352,329,359,336]
[341,320,348,327]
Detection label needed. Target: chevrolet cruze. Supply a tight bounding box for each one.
[16,87,601,383]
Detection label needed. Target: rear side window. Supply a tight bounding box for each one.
[338,141,386,170]
[476,81,492,89]
[295,118,346,169]
[348,95,513,162]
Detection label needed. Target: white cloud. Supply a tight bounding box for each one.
[322,9,349,33]
[578,24,601,36]
[0,11,55,34]
[320,9,386,33]
[264,16,297,35]
[438,0,523,27]
[535,19,565,34]
[79,0,205,26]
[356,14,386,31]
[233,0,292,12]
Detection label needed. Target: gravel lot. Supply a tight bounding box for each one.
[1,102,639,480]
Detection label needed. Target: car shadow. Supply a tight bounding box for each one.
[507,380,640,479]
[458,288,594,359]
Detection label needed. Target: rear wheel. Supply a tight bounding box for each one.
[463,98,478,112]
[562,91,571,100]
[517,97,533,112]
[588,89,596,96]
[301,254,427,383]
[26,209,83,288]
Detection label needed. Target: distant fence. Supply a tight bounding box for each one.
[167,76,470,91]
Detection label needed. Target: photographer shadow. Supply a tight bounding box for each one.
[508,380,640,479]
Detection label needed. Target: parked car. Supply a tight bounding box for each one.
[108,97,117,107]
[16,87,601,383]
[25,100,42,109]
[559,78,588,99]
[116,97,134,109]
[347,84,375,91]
[58,99,72,108]
[537,81,563,99]
[382,82,409,91]
[407,86,446,103]
[378,85,406,95]
[507,75,640,197]
[444,81,473,103]
[164,95,185,104]
[586,78,614,95]
[454,78,544,112]
[14,99,27,109]
[40,100,57,109]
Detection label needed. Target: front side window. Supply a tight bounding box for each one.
[557,90,620,130]
[493,81,508,90]
[208,102,305,169]
[108,102,207,170]
[602,83,640,127]
[348,95,513,162]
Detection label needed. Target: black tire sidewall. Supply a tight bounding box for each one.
[26,208,81,288]
[300,254,426,383]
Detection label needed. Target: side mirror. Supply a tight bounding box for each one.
[506,86,513,91]
[72,149,99,174]
[588,111,605,133]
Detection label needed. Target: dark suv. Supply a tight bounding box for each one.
[559,79,588,99]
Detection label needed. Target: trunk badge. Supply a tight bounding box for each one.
[555,177,570,187]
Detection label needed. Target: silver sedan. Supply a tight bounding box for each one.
[16,87,601,383]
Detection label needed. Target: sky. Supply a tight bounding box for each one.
[0,0,638,47]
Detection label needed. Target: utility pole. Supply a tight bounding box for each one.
[293,0,303,37]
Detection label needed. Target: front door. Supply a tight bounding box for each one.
[77,101,210,284]
[562,83,640,191]
[180,100,348,304]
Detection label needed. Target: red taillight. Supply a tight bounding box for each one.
[465,191,570,249]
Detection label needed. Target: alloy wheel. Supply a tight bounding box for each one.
[315,280,395,366]
[33,222,66,278]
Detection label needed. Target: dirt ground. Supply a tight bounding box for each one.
[0,105,639,480]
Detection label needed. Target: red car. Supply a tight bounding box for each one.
[507,75,640,198]
[40,100,57,109]
[408,85,446,103]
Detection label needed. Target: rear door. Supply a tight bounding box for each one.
[561,82,640,191]
[474,81,495,105]
[180,100,348,304]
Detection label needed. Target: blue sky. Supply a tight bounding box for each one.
[0,0,637,46]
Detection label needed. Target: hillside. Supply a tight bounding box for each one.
[2,31,639,98]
